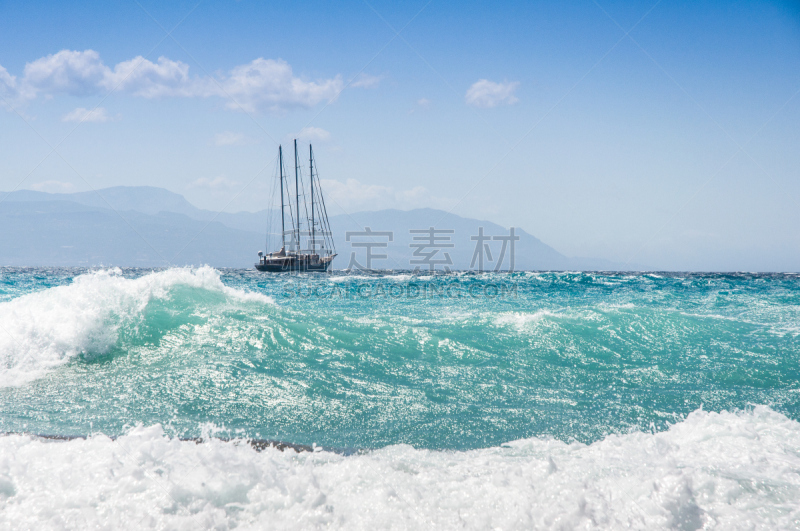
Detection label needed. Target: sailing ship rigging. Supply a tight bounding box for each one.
[255,140,336,272]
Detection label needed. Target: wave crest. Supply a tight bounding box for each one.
[0,267,271,387]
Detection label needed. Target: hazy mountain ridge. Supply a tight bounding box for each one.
[0,187,631,269]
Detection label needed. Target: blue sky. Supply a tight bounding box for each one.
[1,0,799,270]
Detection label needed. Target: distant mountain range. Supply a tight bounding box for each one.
[0,186,632,270]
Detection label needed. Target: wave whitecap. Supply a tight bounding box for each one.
[0,267,271,387]
[1,406,798,529]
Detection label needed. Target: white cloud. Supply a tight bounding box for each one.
[0,65,23,109]
[0,65,18,97]
[4,50,344,113]
[62,107,113,123]
[213,131,254,146]
[320,178,455,213]
[30,180,75,193]
[16,50,200,100]
[220,58,342,113]
[190,176,241,189]
[407,98,431,115]
[0,65,15,89]
[23,50,107,97]
[465,79,520,108]
[101,56,199,98]
[351,73,382,89]
[295,126,331,143]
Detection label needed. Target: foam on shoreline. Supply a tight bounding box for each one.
[1,406,798,529]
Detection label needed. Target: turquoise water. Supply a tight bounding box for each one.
[2,267,798,450]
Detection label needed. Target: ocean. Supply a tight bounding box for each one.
[1,266,799,528]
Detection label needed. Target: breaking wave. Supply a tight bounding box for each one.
[1,406,798,529]
[0,267,271,387]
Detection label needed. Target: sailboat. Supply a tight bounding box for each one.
[255,140,337,272]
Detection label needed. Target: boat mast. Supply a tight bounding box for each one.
[294,138,300,252]
[279,145,285,250]
[310,144,315,254]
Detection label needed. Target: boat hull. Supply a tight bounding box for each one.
[254,255,335,272]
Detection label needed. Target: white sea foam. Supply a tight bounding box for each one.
[494,310,556,330]
[384,273,414,282]
[0,267,271,387]
[1,406,798,529]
